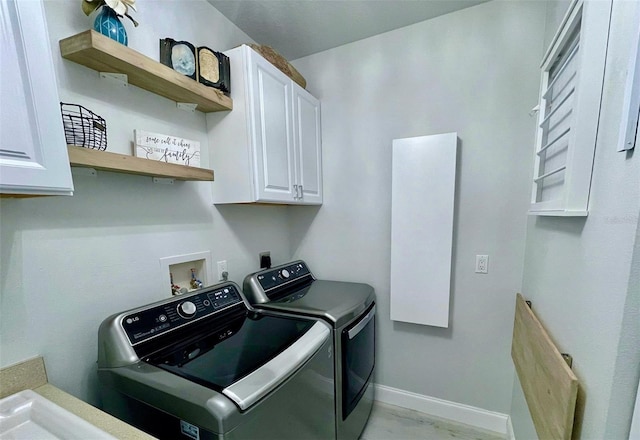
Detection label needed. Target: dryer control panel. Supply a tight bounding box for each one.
[121,283,243,346]
[256,261,312,293]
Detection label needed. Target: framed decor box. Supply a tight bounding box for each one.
[197,46,230,95]
[160,38,197,80]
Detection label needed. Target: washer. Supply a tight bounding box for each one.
[243,260,376,440]
[97,281,335,440]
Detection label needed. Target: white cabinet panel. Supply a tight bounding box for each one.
[207,45,322,205]
[250,52,295,202]
[294,87,322,204]
[0,0,73,196]
[390,133,457,328]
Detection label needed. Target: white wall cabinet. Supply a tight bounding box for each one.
[0,0,73,196]
[529,0,611,216]
[207,45,322,205]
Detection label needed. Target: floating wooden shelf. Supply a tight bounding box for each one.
[59,30,232,113]
[68,146,214,181]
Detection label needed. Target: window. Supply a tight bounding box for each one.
[530,0,612,216]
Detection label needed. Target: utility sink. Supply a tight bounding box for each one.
[0,390,116,439]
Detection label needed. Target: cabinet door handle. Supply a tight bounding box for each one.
[298,185,303,199]
[293,184,299,199]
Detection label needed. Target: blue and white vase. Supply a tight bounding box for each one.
[93,6,127,46]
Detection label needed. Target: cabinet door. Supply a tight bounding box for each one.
[0,0,73,196]
[293,86,322,205]
[248,51,295,203]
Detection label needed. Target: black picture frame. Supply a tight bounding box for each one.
[197,46,231,96]
[160,38,197,80]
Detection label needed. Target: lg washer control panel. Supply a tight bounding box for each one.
[121,284,242,346]
[256,261,312,293]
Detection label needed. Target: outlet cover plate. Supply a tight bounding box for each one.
[475,255,489,274]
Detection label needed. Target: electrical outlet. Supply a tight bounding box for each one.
[475,255,489,274]
[217,260,228,281]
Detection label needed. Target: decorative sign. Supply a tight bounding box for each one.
[134,130,201,167]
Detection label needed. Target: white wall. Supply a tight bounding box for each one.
[0,0,292,406]
[542,0,572,50]
[290,1,546,414]
[631,374,640,439]
[510,1,640,438]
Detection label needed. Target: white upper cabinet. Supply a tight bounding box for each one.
[207,45,322,205]
[0,0,73,196]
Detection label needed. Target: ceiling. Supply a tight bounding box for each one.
[207,0,489,60]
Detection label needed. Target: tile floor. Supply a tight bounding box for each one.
[360,401,506,440]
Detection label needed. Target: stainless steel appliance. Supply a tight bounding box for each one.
[243,261,375,440]
[97,281,335,440]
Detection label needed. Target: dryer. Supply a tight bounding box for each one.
[243,260,376,440]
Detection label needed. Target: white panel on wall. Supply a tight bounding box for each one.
[618,5,640,152]
[390,133,457,328]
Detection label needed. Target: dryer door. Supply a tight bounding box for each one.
[341,303,376,419]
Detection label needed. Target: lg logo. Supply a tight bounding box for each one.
[126,316,140,325]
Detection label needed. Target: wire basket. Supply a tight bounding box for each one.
[60,103,107,151]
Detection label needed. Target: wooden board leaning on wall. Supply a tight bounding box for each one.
[511,293,579,440]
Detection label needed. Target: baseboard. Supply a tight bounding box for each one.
[506,416,516,440]
[374,384,509,435]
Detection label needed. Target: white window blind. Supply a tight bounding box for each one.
[529,0,611,216]
[535,27,579,205]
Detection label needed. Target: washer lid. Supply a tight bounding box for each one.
[221,321,329,410]
[148,312,323,402]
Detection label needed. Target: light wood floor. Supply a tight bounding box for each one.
[360,401,506,440]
